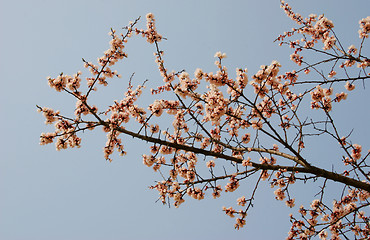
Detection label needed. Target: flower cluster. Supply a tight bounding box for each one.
[225,176,240,192]
[203,85,229,126]
[310,85,333,111]
[358,16,370,38]
[55,119,81,150]
[288,190,370,239]
[47,72,82,93]
[279,0,337,52]
[38,107,60,124]
[351,144,362,161]
[142,13,163,44]
[173,72,200,99]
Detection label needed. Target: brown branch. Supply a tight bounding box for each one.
[105,122,370,193]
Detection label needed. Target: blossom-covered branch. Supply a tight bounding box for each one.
[38,2,370,239]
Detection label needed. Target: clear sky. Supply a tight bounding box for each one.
[1,0,369,239]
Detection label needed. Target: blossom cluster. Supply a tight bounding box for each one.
[279,0,336,51]
[288,189,370,239]
[47,72,82,92]
[222,206,247,230]
[358,16,370,38]
[143,13,162,44]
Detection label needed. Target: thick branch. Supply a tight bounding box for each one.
[108,122,370,192]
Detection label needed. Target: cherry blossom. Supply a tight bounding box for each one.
[38,3,370,239]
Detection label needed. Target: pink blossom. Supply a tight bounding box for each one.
[345,81,355,91]
[351,144,362,161]
[212,185,222,199]
[194,68,204,80]
[225,176,240,192]
[241,133,251,144]
[237,196,247,206]
[285,198,295,208]
[214,51,227,59]
[39,132,56,145]
[328,70,336,78]
[148,100,164,117]
[290,53,303,65]
[316,16,334,29]
[206,160,215,168]
[347,45,358,55]
[223,206,236,218]
[234,218,246,229]
[323,35,336,50]
[274,188,286,200]
[334,92,347,102]
[242,157,252,167]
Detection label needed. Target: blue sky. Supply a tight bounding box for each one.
[1,0,369,239]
